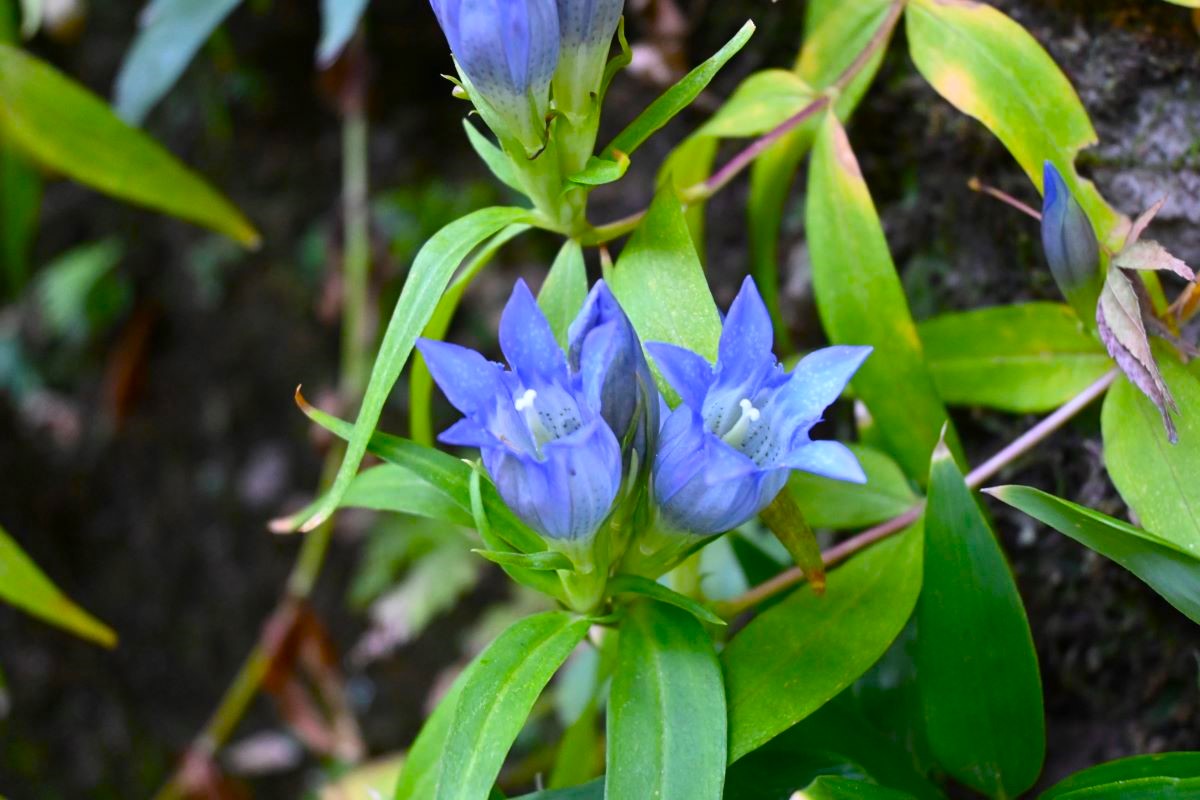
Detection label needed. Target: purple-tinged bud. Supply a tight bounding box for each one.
[552,0,623,119]
[1042,161,1104,325]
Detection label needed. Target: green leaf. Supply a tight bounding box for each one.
[538,239,588,350]
[609,186,721,391]
[697,69,815,139]
[806,111,957,481]
[114,0,243,125]
[289,206,532,532]
[0,522,116,647]
[917,443,1044,798]
[1041,753,1200,800]
[796,776,914,800]
[341,464,473,526]
[317,0,369,66]
[436,611,591,800]
[607,574,725,627]
[567,150,630,187]
[905,0,1126,245]
[732,694,947,800]
[464,119,524,195]
[0,44,258,246]
[919,302,1112,413]
[606,601,726,800]
[747,0,892,346]
[1101,350,1200,554]
[472,549,574,572]
[787,445,918,530]
[758,490,826,590]
[395,645,478,799]
[410,221,531,445]
[0,140,41,295]
[723,523,924,762]
[986,485,1200,625]
[603,21,755,160]
[657,133,719,257]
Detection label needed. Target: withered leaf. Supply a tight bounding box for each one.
[1097,265,1179,442]
[1113,239,1195,282]
[1127,195,1167,245]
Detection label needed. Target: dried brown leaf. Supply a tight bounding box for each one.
[1114,239,1195,282]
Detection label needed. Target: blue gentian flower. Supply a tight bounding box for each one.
[430,0,560,152]
[416,280,624,543]
[553,0,623,115]
[567,279,658,468]
[646,277,871,536]
[1042,161,1103,323]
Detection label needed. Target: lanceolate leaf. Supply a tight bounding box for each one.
[1102,348,1200,554]
[697,69,815,139]
[607,575,725,627]
[436,611,591,800]
[609,187,722,391]
[747,0,892,344]
[1041,753,1200,800]
[472,549,574,572]
[987,485,1200,625]
[114,0,244,125]
[905,0,1126,245]
[917,443,1044,798]
[538,239,588,349]
[0,522,116,647]
[0,44,258,246]
[341,464,474,527]
[796,776,916,800]
[919,303,1112,413]
[606,602,726,800]
[723,524,924,761]
[288,206,533,532]
[806,112,958,481]
[603,21,754,161]
[464,119,524,194]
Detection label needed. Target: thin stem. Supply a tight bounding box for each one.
[153,34,373,800]
[716,368,1120,619]
[967,177,1042,221]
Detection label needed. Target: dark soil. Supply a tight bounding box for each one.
[1,1,1198,797]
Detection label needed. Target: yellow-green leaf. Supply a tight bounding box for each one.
[0,45,258,246]
[0,522,116,647]
[905,0,1127,246]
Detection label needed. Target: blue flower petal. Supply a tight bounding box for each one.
[439,417,497,449]
[500,279,569,386]
[716,276,776,387]
[416,338,505,416]
[645,342,713,410]
[772,345,872,427]
[780,440,866,484]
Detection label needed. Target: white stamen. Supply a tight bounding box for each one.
[721,397,760,449]
[515,388,538,412]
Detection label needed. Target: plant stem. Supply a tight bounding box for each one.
[715,368,1120,619]
[152,34,373,800]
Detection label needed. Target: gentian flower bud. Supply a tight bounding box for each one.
[430,0,560,154]
[552,0,623,118]
[416,280,623,549]
[646,277,870,538]
[567,280,658,471]
[1042,161,1104,325]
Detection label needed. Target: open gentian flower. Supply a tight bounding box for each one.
[416,280,627,546]
[646,277,871,536]
[430,0,559,153]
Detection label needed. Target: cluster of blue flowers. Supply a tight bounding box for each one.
[417,277,870,582]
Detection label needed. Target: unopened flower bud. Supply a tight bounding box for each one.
[552,0,623,118]
[1042,162,1104,325]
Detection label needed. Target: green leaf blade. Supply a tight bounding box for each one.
[606,601,726,800]
[918,446,1044,798]
[0,45,258,246]
[919,303,1112,413]
[723,523,924,762]
[987,485,1200,625]
[805,111,957,481]
[1102,351,1200,554]
[436,611,591,800]
[538,239,588,349]
[788,444,918,530]
[0,523,116,647]
[1041,752,1200,800]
